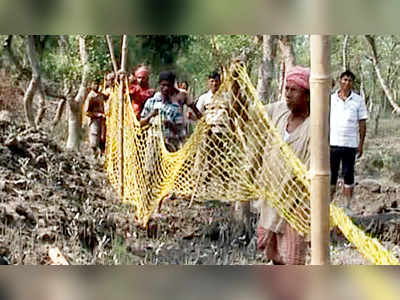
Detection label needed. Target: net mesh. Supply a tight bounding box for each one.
[105,63,399,265]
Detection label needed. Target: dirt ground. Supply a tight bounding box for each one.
[1,76,400,265]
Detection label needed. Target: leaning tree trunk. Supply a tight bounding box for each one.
[256,35,277,103]
[23,35,45,129]
[66,35,89,151]
[52,99,66,126]
[365,35,400,114]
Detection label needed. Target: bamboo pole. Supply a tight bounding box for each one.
[310,35,331,265]
[106,35,119,75]
[119,35,129,201]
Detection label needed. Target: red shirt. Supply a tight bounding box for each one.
[129,84,154,118]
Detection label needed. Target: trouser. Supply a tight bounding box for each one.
[330,146,357,188]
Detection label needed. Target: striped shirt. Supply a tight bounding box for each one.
[141,92,186,151]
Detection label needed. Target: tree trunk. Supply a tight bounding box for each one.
[278,35,296,71]
[278,35,296,101]
[342,35,349,71]
[34,85,46,126]
[374,104,381,136]
[364,35,400,114]
[66,35,89,151]
[278,60,286,101]
[59,35,69,55]
[23,78,39,128]
[106,35,119,74]
[52,99,66,126]
[66,99,82,150]
[23,35,42,129]
[256,35,277,103]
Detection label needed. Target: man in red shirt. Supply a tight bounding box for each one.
[129,65,155,119]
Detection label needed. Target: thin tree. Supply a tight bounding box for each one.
[106,35,119,75]
[278,35,296,100]
[23,35,46,129]
[256,35,277,103]
[66,35,90,150]
[365,35,400,114]
[278,35,296,70]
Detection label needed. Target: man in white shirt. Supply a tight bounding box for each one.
[196,71,221,115]
[330,70,368,214]
[191,71,225,200]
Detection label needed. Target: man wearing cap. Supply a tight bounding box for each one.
[257,66,311,265]
[129,65,155,119]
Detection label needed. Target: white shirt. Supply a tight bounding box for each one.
[196,90,229,132]
[330,91,368,148]
[283,127,291,142]
[196,90,214,114]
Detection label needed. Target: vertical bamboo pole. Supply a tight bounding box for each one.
[119,35,129,201]
[106,35,119,75]
[310,35,331,265]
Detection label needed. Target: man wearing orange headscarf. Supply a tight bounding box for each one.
[256,66,311,265]
[129,65,155,119]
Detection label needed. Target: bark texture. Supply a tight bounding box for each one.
[66,36,90,151]
[256,35,277,103]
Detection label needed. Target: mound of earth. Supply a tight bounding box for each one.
[0,118,261,265]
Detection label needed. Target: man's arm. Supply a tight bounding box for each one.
[358,119,367,158]
[188,102,203,120]
[140,110,159,127]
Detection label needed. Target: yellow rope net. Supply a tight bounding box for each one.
[105,63,399,265]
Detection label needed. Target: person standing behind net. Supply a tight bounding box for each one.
[141,71,201,152]
[196,71,221,117]
[191,71,229,197]
[330,70,368,215]
[129,65,155,120]
[85,81,107,155]
[257,66,311,265]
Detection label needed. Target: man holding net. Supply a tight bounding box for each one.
[257,66,311,265]
[141,71,201,152]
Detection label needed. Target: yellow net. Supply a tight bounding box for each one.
[105,63,399,265]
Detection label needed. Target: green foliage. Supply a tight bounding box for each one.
[41,35,111,85]
[2,34,400,113]
[86,36,112,82]
[176,35,260,97]
[293,35,310,67]
[133,35,191,67]
[41,36,81,83]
